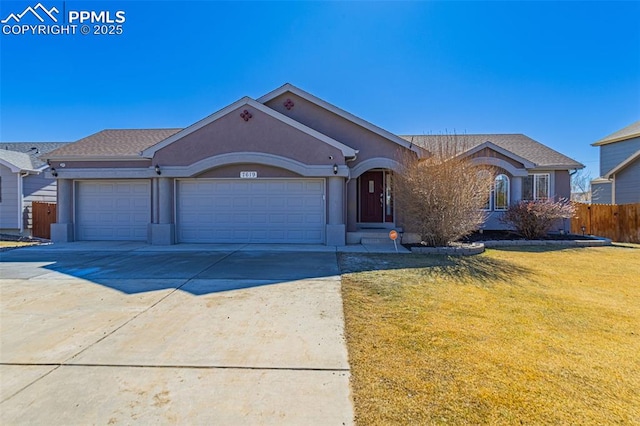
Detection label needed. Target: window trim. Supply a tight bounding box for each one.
[494,174,510,211]
[523,173,551,201]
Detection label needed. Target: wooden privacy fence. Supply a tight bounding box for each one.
[571,202,640,243]
[32,202,56,239]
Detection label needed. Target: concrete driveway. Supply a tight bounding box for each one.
[0,243,353,425]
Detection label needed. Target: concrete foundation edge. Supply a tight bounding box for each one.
[326,224,346,246]
[51,223,74,243]
[148,223,175,245]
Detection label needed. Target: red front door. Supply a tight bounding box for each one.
[360,171,384,222]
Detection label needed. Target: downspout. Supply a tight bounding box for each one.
[18,172,29,233]
[611,174,616,204]
[344,151,359,229]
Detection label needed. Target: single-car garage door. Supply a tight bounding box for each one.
[177,179,325,243]
[76,180,150,241]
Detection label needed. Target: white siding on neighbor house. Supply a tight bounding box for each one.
[600,137,640,176]
[23,172,57,230]
[0,165,20,230]
[615,159,640,204]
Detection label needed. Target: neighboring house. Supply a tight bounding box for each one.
[0,143,69,236]
[591,120,640,204]
[44,84,583,245]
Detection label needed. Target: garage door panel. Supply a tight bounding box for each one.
[178,179,325,244]
[77,181,150,241]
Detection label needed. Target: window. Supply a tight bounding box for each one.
[479,172,510,211]
[523,173,550,201]
[494,174,509,210]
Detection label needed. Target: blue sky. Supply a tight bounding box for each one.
[1,1,639,180]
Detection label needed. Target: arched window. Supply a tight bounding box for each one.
[494,174,510,210]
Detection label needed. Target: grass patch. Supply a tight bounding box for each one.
[340,246,640,424]
[0,241,38,248]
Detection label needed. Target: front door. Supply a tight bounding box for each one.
[360,171,384,222]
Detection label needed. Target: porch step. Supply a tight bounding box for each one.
[360,237,397,245]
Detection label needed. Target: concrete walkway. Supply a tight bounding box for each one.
[0,244,355,424]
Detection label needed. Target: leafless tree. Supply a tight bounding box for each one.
[394,135,494,247]
[571,169,592,202]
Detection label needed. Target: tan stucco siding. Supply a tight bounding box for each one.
[153,106,344,167]
[196,164,302,178]
[470,148,524,168]
[265,93,406,165]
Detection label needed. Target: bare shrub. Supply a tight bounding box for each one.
[500,199,575,239]
[395,135,494,247]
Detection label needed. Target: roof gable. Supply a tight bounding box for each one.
[258,83,424,157]
[0,149,37,173]
[142,97,357,158]
[592,120,640,146]
[401,134,584,170]
[464,141,535,168]
[2,142,71,168]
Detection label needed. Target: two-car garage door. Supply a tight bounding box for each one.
[177,179,325,243]
[75,179,326,243]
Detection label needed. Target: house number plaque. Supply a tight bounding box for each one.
[240,171,258,178]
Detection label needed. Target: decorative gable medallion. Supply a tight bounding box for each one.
[240,109,253,121]
[283,98,294,110]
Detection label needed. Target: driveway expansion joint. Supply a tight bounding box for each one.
[1,362,350,372]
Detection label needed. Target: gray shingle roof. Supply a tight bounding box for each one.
[592,120,640,146]
[45,129,183,158]
[2,142,71,168]
[400,134,584,169]
[0,149,36,172]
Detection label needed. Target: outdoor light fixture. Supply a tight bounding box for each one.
[333,164,338,175]
[155,165,161,175]
[50,167,58,177]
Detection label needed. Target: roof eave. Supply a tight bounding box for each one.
[46,155,148,162]
[0,158,37,173]
[528,164,585,171]
[592,132,640,146]
[591,177,612,184]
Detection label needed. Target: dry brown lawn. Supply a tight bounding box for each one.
[0,241,38,248]
[340,246,640,425]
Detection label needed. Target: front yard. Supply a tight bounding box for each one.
[340,246,640,424]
